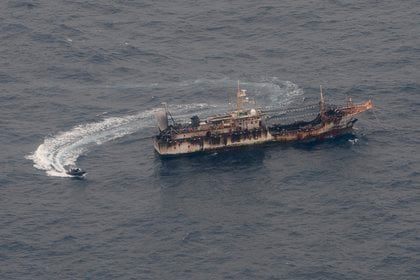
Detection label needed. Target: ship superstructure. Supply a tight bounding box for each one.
[153,83,373,156]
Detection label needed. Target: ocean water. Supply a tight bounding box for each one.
[1,0,419,279]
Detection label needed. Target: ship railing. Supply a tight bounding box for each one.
[264,111,319,122]
[261,104,319,116]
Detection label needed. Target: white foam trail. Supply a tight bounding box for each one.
[172,78,304,115]
[27,79,303,177]
[26,103,222,177]
[110,77,304,106]
[243,78,304,108]
[26,110,154,177]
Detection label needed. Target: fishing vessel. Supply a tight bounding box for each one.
[153,83,373,156]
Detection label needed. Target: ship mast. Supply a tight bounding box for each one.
[236,80,241,112]
[319,85,325,115]
[163,102,176,126]
[236,80,247,112]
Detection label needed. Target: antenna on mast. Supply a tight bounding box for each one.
[236,80,241,112]
[346,94,353,107]
[319,85,325,114]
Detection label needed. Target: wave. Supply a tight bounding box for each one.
[26,79,303,177]
[109,77,304,107]
[26,109,154,177]
[25,105,205,177]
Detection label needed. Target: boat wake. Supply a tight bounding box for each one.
[26,109,156,177]
[26,79,303,177]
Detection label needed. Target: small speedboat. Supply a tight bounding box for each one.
[66,167,86,177]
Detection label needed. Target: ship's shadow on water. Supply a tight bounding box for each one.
[288,133,362,151]
[156,146,266,181]
[155,148,266,190]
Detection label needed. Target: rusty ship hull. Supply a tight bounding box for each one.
[153,85,373,156]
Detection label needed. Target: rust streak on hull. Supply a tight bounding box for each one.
[153,85,373,156]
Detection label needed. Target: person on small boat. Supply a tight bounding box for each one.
[66,167,86,176]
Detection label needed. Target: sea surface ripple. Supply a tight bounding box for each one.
[1,0,419,279]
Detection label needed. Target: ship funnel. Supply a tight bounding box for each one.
[155,109,168,131]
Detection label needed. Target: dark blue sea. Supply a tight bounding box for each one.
[1,0,419,279]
